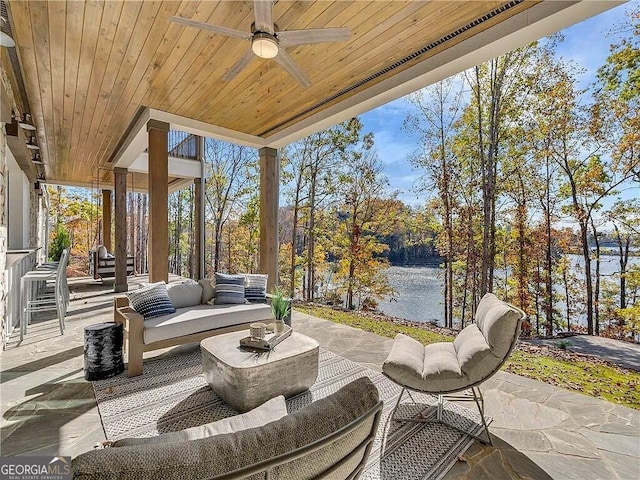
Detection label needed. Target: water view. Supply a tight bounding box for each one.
[380,255,639,327]
[378,265,444,324]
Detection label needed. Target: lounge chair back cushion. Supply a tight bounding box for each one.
[474,293,523,359]
[71,377,380,480]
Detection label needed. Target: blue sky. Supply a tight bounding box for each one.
[360,1,638,207]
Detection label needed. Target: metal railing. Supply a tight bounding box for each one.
[168,130,198,159]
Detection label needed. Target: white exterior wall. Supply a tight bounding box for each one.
[6,149,31,249]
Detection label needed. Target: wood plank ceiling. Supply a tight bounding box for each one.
[5,0,536,187]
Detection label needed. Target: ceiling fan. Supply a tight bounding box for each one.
[170,0,351,88]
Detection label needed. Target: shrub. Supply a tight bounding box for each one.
[49,223,71,261]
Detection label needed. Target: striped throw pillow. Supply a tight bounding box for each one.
[127,282,176,319]
[244,274,268,303]
[214,273,247,305]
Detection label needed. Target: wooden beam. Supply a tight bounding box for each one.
[147,119,169,283]
[102,189,112,252]
[259,147,279,292]
[114,168,128,292]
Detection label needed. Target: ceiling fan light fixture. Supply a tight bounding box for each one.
[252,32,278,59]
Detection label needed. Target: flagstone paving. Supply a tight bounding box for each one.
[1,277,638,479]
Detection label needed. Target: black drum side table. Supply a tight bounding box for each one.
[84,322,125,380]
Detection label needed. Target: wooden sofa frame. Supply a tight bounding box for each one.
[114,296,255,377]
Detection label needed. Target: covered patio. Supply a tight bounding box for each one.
[1,278,638,479]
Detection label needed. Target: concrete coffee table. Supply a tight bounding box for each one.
[201,330,320,412]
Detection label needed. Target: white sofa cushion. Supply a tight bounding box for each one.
[143,303,273,344]
[111,395,287,447]
[167,281,203,309]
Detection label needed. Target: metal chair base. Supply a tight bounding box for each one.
[389,386,493,445]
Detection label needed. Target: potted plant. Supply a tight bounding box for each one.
[270,286,291,335]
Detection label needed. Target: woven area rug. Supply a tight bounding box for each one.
[93,347,486,480]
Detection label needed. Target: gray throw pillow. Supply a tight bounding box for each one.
[167,281,203,309]
[214,273,246,305]
[112,395,287,447]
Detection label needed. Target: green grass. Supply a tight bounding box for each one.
[505,350,640,409]
[298,304,451,344]
[297,304,640,410]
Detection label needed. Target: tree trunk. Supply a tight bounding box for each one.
[290,173,304,299]
[563,263,571,332]
[614,225,629,312]
[227,224,232,273]
[535,259,542,336]
[591,220,601,336]
[213,218,223,273]
[544,158,554,336]
[346,258,356,309]
[474,67,491,297]
[579,222,594,335]
[461,206,474,326]
[306,166,317,302]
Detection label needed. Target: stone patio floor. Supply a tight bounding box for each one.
[1,276,638,479]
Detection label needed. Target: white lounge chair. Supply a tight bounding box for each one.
[382,293,525,444]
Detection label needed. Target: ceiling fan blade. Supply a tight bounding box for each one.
[274,49,311,88]
[170,16,252,40]
[253,0,274,34]
[222,49,256,82]
[278,27,351,47]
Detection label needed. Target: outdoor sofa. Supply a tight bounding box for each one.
[114,275,276,376]
[71,376,382,479]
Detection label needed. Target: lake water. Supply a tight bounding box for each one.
[379,255,639,326]
[378,265,444,324]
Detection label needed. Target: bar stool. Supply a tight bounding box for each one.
[20,248,69,341]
